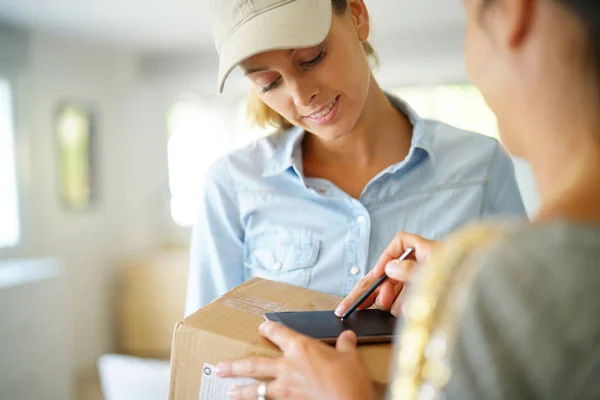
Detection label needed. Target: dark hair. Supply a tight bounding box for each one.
[486,0,600,84]
[559,0,600,79]
[332,0,348,14]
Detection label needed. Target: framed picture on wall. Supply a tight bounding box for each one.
[54,101,98,211]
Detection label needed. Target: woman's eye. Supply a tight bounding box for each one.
[259,50,325,93]
[261,77,282,94]
[300,50,326,67]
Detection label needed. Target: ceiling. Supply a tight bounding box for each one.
[0,0,466,53]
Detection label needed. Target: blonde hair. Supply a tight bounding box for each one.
[247,40,379,131]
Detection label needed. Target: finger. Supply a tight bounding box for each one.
[375,280,404,312]
[384,260,418,282]
[335,271,382,316]
[372,233,436,278]
[390,289,408,317]
[356,289,380,311]
[227,382,275,400]
[335,233,437,317]
[370,233,417,276]
[336,330,358,352]
[216,357,279,379]
[259,321,314,354]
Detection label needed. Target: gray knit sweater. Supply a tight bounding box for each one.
[444,221,600,399]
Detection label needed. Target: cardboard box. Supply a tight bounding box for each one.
[169,278,392,399]
[118,249,189,358]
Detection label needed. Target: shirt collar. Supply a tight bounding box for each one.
[262,126,305,178]
[386,93,436,166]
[262,94,435,178]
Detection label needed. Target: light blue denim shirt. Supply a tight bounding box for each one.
[185,96,526,315]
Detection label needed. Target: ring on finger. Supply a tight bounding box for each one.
[257,382,267,400]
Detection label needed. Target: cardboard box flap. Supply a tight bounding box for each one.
[181,278,342,345]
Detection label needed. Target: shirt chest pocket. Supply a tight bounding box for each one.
[243,230,320,288]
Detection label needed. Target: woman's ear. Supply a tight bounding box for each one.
[348,0,370,41]
[488,0,536,50]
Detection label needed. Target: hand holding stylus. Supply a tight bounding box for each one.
[335,232,438,318]
[340,248,414,320]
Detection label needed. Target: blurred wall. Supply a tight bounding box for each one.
[0,25,147,378]
[0,259,71,400]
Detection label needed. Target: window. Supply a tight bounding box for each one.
[167,96,218,227]
[167,95,274,227]
[0,78,20,248]
[166,87,497,227]
[56,103,95,210]
[393,85,499,138]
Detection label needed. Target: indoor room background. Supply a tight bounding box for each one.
[0,1,539,399]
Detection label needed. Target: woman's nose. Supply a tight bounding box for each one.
[288,77,318,108]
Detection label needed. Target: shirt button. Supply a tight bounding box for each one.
[357,216,366,223]
[350,266,360,276]
[273,262,282,271]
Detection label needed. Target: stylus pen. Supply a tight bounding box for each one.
[340,248,414,320]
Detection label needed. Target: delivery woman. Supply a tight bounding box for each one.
[185,0,525,315]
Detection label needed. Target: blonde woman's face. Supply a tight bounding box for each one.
[241,11,372,141]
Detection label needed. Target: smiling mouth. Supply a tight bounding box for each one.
[304,96,339,120]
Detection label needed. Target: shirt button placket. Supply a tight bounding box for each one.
[354,211,371,289]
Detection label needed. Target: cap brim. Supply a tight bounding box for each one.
[217,0,332,93]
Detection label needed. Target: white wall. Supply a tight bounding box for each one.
[0,259,71,400]
[0,30,161,382]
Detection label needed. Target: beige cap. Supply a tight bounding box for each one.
[209,0,333,93]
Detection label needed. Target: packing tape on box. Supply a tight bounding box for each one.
[220,292,286,316]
